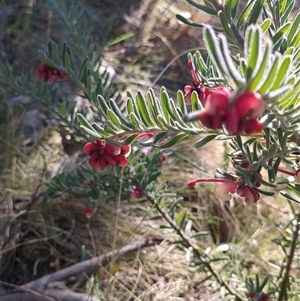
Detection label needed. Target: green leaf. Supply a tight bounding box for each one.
[97,95,110,116]
[218,11,236,42]
[280,0,295,24]
[237,0,257,29]
[160,88,171,124]
[229,0,239,19]
[185,0,217,15]
[108,99,135,129]
[139,132,168,147]
[129,112,144,128]
[224,0,232,20]
[254,187,275,196]
[174,121,200,135]
[176,209,187,229]
[80,125,104,139]
[257,54,280,94]
[269,56,291,91]
[122,134,139,145]
[136,91,155,127]
[91,123,110,137]
[146,90,164,128]
[246,26,260,80]
[127,97,135,115]
[203,26,232,85]
[260,18,271,33]
[194,134,217,148]
[219,35,244,88]
[287,12,300,45]
[156,133,188,148]
[177,90,188,115]
[271,23,291,46]
[191,91,202,112]
[77,113,94,131]
[248,0,264,26]
[247,41,272,91]
[280,191,300,204]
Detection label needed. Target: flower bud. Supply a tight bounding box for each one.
[235,92,264,119]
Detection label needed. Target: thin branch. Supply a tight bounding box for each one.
[0,238,162,301]
[146,193,244,301]
[278,210,300,301]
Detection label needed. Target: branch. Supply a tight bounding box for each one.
[146,193,244,301]
[278,210,300,301]
[0,237,163,301]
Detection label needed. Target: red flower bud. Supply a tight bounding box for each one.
[240,186,260,203]
[235,92,264,119]
[199,111,213,129]
[205,86,231,116]
[243,119,263,134]
[132,187,143,198]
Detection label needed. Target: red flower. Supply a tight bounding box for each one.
[235,92,264,119]
[240,186,260,203]
[248,292,271,301]
[83,140,131,170]
[132,186,143,198]
[197,89,264,135]
[184,60,214,104]
[188,177,261,203]
[214,180,237,201]
[159,155,168,163]
[35,63,68,82]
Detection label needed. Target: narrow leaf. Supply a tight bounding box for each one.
[246,27,260,80]
[97,95,110,116]
[77,113,94,131]
[80,125,104,139]
[156,133,188,148]
[185,0,217,15]
[136,91,155,127]
[194,134,217,148]
[237,0,257,29]
[247,42,272,91]
[269,56,291,91]
[177,90,188,115]
[257,54,280,94]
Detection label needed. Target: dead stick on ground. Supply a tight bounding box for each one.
[0,237,163,301]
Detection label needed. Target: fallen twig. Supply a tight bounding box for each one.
[0,237,163,301]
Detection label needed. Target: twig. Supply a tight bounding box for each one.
[278,210,300,301]
[0,238,162,301]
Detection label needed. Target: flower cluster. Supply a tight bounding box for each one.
[35,63,68,83]
[83,140,131,170]
[184,60,264,135]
